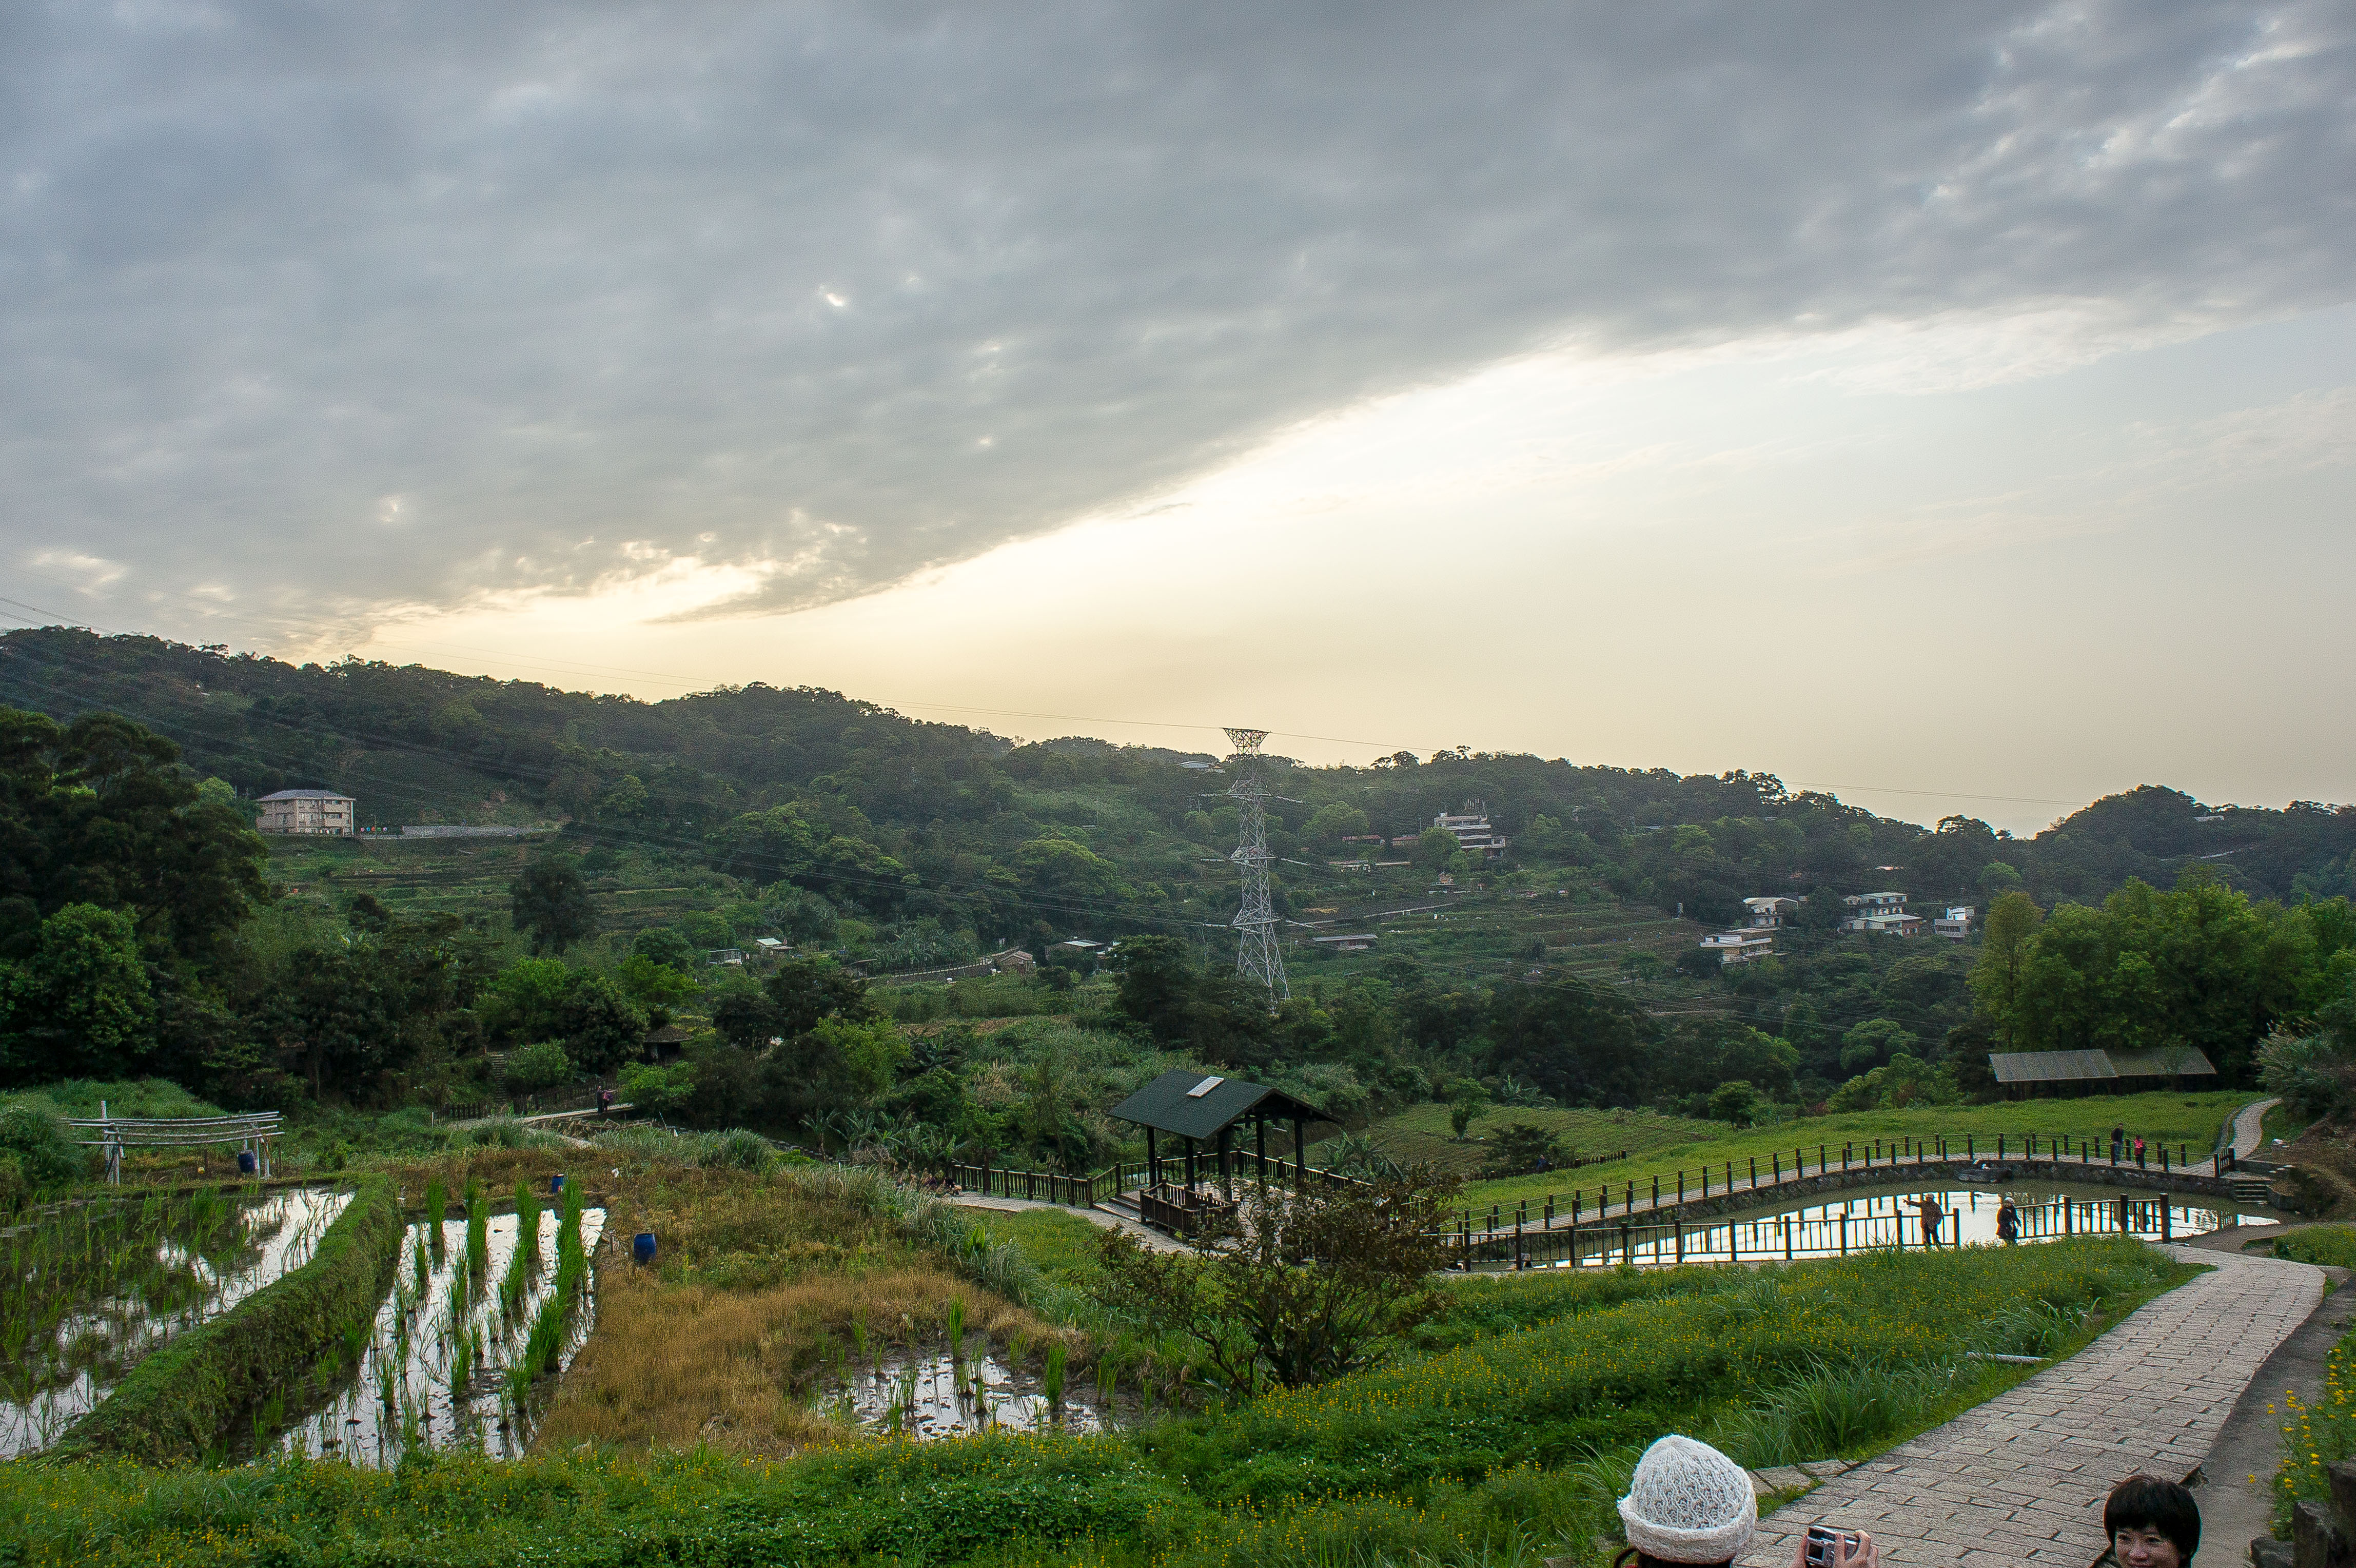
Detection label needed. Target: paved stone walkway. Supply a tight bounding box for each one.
[1740,1245,2323,1567]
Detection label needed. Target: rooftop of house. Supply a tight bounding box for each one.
[257,789,353,802]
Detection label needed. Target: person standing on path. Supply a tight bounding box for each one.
[2134,1134,2146,1167]
[1913,1193,1945,1246]
[2113,1124,2127,1162]
[1996,1198,2019,1244]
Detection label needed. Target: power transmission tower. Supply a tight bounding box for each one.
[1224,727,1290,1006]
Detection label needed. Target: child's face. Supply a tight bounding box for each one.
[2112,1526,2181,1568]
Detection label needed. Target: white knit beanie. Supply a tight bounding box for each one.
[1617,1434,1759,1563]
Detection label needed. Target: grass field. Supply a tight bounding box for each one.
[0,1237,2186,1568]
[1340,1090,2260,1213]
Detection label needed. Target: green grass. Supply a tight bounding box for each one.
[2272,1226,2356,1269]
[4,1079,225,1120]
[976,1206,1112,1288]
[1,1239,2187,1568]
[1412,1090,2255,1212]
[2275,1310,2356,1534]
[2262,1100,2311,1153]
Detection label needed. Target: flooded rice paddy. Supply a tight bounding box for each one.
[0,1185,349,1457]
[280,1205,605,1465]
[827,1344,1108,1440]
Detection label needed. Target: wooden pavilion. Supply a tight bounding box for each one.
[1108,1068,1337,1232]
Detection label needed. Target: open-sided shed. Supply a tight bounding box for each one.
[1989,1046,2218,1099]
[1108,1068,1338,1202]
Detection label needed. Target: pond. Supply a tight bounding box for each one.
[1511,1183,2276,1271]
[0,1185,349,1457]
[278,1205,605,1465]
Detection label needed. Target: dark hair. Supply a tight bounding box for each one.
[2104,1475,2200,1559]
[1611,1553,1732,1568]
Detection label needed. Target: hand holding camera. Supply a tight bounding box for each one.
[1797,1524,1878,1567]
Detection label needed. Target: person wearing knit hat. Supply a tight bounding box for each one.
[1615,1435,1759,1566]
[1613,1434,1883,1567]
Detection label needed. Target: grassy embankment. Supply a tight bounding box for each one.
[3,1231,2192,1568]
[2271,1227,2356,1534]
[1336,1091,2258,1214]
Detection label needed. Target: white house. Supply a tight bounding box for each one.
[256,790,355,836]
[1933,906,1974,941]
[1740,896,1801,928]
[1431,803,1508,856]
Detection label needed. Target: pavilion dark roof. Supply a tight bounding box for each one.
[1108,1068,1336,1141]
[1988,1047,2217,1085]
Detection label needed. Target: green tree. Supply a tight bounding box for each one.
[1303,803,1370,845]
[0,903,155,1082]
[1969,890,2046,1047]
[509,857,596,955]
[1707,1080,1764,1126]
[503,1040,574,1095]
[631,926,699,972]
[1447,1080,1488,1140]
[1838,1018,1918,1074]
[1416,827,1458,870]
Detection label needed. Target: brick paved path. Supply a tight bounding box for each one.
[1740,1245,2323,1567]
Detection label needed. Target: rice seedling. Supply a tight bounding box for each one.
[515,1181,542,1260]
[423,1177,448,1259]
[466,1183,489,1281]
[412,1235,430,1297]
[1044,1343,1067,1408]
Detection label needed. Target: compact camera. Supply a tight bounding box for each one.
[1803,1525,1861,1565]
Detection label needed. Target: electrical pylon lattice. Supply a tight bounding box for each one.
[1223,727,1290,1006]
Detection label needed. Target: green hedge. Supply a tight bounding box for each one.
[49,1174,401,1465]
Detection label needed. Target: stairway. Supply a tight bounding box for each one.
[1094,1193,1143,1224]
[2228,1175,2275,1206]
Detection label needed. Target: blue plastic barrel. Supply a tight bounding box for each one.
[237,1150,258,1175]
[632,1232,657,1266]
[550,1173,565,1194]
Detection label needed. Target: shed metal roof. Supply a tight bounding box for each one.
[1989,1047,2219,1084]
[257,789,352,801]
[2103,1047,2218,1079]
[1108,1067,1336,1141]
[1990,1050,2116,1084]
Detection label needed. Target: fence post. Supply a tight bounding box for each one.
[1749,1157,1757,1188]
[1773,1152,1780,1184]
[1839,1214,1848,1255]
[1677,1171,1684,1203]
[1819,1144,1826,1174]
[1702,1166,1710,1197]
[1652,1176,1660,1209]
[1675,1220,1684,1263]
[2162,1195,2172,1242]
[1545,1194,1555,1229]
[1783,1216,1793,1261]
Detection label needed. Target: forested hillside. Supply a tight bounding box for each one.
[3,623,2352,1131]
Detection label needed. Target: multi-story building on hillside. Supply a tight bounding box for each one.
[1698,930,1776,965]
[1934,906,1975,940]
[1840,891,1922,936]
[1741,895,1801,928]
[1430,802,1508,856]
[256,790,355,836]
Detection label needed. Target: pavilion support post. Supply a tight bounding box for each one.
[1147,1127,1160,1189]
[1218,1127,1233,1203]
[1293,1116,1306,1190]
[1255,1116,1268,1195]
[1186,1136,1199,1198]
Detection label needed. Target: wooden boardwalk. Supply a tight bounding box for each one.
[1740,1244,2322,1566]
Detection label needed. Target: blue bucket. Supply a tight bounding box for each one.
[632,1232,657,1266]
[550,1173,566,1194]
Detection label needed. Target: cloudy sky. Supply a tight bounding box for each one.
[4,1,2351,830]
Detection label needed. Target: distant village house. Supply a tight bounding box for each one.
[255,790,355,836]
[1840,891,1922,936]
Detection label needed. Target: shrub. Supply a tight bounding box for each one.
[503,1040,574,1095]
[0,1099,86,1189]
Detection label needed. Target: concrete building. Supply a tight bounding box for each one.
[1698,930,1776,965]
[1933,906,1975,941]
[1841,891,1922,936]
[256,789,355,836]
[1431,802,1508,856]
[1741,896,1801,928]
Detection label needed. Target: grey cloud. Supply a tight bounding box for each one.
[2,0,2350,638]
